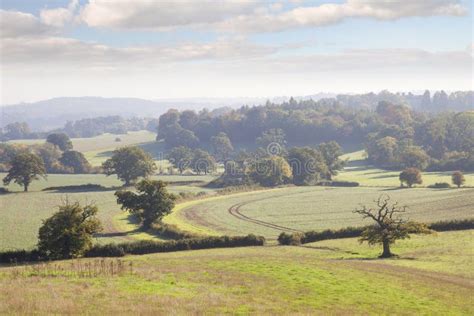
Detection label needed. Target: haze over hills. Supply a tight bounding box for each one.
[1,91,472,132]
[0,94,336,131]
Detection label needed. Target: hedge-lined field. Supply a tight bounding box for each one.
[0,174,217,251]
[0,230,472,314]
[165,186,474,239]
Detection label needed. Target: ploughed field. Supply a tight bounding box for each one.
[165,186,474,239]
[0,230,472,314]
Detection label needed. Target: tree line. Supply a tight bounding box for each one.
[0,116,158,141]
[157,99,473,171]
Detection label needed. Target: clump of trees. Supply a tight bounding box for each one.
[211,141,345,188]
[353,195,430,258]
[399,168,422,188]
[102,146,156,186]
[2,152,46,191]
[115,179,176,229]
[38,201,102,259]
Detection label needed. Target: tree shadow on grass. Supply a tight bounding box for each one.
[95,214,143,238]
[43,185,123,193]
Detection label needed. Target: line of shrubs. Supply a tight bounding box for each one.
[278,218,474,245]
[42,184,109,192]
[0,234,265,264]
[86,234,265,257]
[317,181,360,187]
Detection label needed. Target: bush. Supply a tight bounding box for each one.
[428,219,474,231]
[85,244,125,257]
[278,232,304,245]
[427,182,451,189]
[148,223,198,240]
[85,234,265,257]
[38,202,102,259]
[0,187,9,194]
[317,181,359,187]
[300,227,365,244]
[0,249,44,263]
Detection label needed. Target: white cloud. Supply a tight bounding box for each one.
[1,36,278,67]
[80,0,258,30]
[217,0,468,33]
[78,0,467,33]
[40,0,79,27]
[0,10,52,38]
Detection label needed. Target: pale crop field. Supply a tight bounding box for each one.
[165,186,474,239]
[0,230,472,314]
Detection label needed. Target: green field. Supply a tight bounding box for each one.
[336,150,474,187]
[165,186,474,239]
[1,230,472,314]
[0,173,217,250]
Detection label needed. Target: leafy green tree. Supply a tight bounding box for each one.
[115,179,176,229]
[366,136,399,168]
[166,146,193,174]
[31,143,63,172]
[211,132,234,162]
[59,150,92,173]
[3,152,46,191]
[398,146,430,170]
[250,156,292,187]
[451,171,465,188]
[46,133,73,151]
[102,146,156,186]
[3,122,31,140]
[354,195,430,258]
[38,201,102,259]
[179,110,199,130]
[288,147,328,185]
[399,168,422,188]
[318,141,345,180]
[157,109,180,140]
[191,149,216,175]
[256,128,287,153]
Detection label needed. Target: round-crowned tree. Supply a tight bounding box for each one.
[399,168,422,188]
[102,146,156,186]
[115,179,176,229]
[3,152,46,192]
[451,171,465,188]
[46,133,73,151]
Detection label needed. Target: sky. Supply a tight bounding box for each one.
[0,0,473,105]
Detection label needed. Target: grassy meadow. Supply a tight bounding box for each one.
[165,186,474,239]
[336,150,474,187]
[1,230,472,314]
[0,173,217,250]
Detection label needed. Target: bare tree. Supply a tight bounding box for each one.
[354,194,430,258]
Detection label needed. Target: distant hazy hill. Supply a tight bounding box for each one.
[0,95,334,131]
[0,97,259,131]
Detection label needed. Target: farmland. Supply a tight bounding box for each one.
[336,150,474,187]
[165,186,474,239]
[0,230,472,314]
[0,173,217,250]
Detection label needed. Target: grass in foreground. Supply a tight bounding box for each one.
[0,230,472,314]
